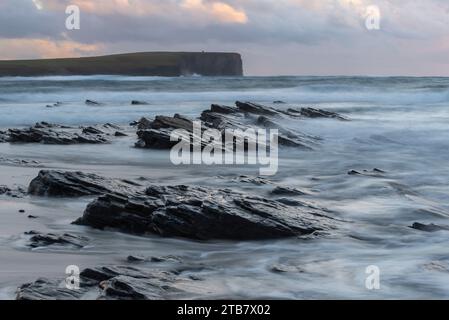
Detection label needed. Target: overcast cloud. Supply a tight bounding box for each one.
[0,0,448,75]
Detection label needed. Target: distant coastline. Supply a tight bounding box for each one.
[0,52,243,77]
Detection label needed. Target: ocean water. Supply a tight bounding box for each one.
[1,76,449,299]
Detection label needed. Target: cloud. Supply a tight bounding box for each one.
[0,0,448,75]
[182,0,247,24]
[0,38,101,60]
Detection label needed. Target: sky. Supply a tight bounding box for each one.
[0,0,448,76]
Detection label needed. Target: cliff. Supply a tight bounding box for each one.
[0,52,243,77]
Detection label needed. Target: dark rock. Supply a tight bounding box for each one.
[25,231,89,249]
[18,209,25,213]
[296,107,348,121]
[210,104,238,114]
[271,186,309,196]
[0,185,26,198]
[131,100,149,105]
[28,170,140,197]
[348,169,386,177]
[273,100,286,104]
[235,101,278,116]
[17,265,204,300]
[411,223,449,232]
[5,123,110,145]
[28,215,38,219]
[85,99,102,106]
[136,128,179,149]
[114,131,127,137]
[127,255,146,262]
[150,114,195,132]
[133,117,153,130]
[16,278,86,300]
[81,126,104,135]
[135,102,323,150]
[270,264,304,273]
[75,184,339,240]
[150,256,183,263]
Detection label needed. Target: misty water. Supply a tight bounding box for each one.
[1,76,449,299]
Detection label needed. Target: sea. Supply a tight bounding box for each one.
[0,75,449,299]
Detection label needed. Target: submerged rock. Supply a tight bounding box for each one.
[74,184,338,240]
[28,170,141,197]
[85,99,103,106]
[131,100,149,105]
[17,265,204,300]
[411,223,449,232]
[291,107,348,121]
[24,231,89,249]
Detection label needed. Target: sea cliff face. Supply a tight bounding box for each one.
[0,52,243,77]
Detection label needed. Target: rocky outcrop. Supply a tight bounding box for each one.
[17,265,205,300]
[74,185,339,240]
[28,170,141,197]
[135,102,324,150]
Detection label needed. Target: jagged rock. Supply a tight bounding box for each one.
[24,231,89,249]
[150,114,195,132]
[81,126,104,135]
[348,168,386,177]
[85,99,102,106]
[5,122,110,145]
[271,186,309,196]
[114,131,127,137]
[132,117,153,130]
[210,104,238,114]
[16,278,86,300]
[270,264,304,273]
[17,265,204,300]
[411,223,449,232]
[293,107,348,121]
[131,100,149,105]
[74,185,339,240]
[28,170,140,197]
[135,102,337,151]
[136,128,179,149]
[235,101,279,116]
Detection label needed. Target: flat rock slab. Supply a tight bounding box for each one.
[28,170,141,197]
[24,231,89,249]
[1,122,125,145]
[75,185,339,240]
[17,265,205,300]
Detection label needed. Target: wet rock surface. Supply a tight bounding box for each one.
[74,184,339,240]
[17,265,207,300]
[24,231,89,249]
[135,101,332,150]
[0,185,26,198]
[28,170,141,197]
[0,122,126,145]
